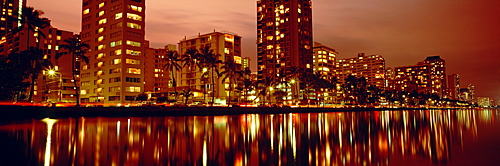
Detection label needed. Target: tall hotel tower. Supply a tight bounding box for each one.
[0,0,25,37]
[80,0,146,103]
[257,0,313,98]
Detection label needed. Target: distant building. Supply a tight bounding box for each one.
[336,53,386,88]
[144,45,170,93]
[313,42,337,80]
[447,74,460,100]
[477,97,491,107]
[79,0,146,103]
[392,56,446,97]
[242,57,251,70]
[459,84,475,104]
[257,0,313,100]
[178,31,242,103]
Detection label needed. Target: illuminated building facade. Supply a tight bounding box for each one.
[144,45,170,93]
[80,0,146,103]
[0,21,75,102]
[178,31,242,103]
[242,57,250,70]
[447,74,460,100]
[312,42,337,80]
[393,56,446,97]
[257,0,313,93]
[459,84,475,104]
[336,53,386,88]
[0,0,25,37]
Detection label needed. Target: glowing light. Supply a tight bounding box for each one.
[42,118,58,166]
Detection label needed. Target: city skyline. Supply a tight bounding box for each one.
[27,0,500,99]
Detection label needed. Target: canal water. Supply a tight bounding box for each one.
[0,109,499,166]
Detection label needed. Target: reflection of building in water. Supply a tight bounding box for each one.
[0,109,496,165]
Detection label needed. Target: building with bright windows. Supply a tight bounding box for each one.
[257,0,313,102]
[392,56,446,97]
[447,74,460,100]
[312,42,338,104]
[177,31,242,104]
[0,0,25,37]
[312,42,337,80]
[336,53,386,88]
[0,11,76,102]
[144,44,170,93]
[79,0,146,103]
[242,57,251,70]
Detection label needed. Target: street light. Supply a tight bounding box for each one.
[45,69,63,102]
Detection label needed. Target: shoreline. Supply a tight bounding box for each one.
[0,105,484,120]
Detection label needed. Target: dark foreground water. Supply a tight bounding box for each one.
[0,109,499,166]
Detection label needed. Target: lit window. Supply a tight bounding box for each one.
[126,40,141,47]
[127,68,141,74]
[98,18,107,25]
[115,13,122,19]
[266,36,273,40]
[97,62,103,67]
[99,2,105,8]
[126,13,142,21]
[110,40,122,47]
[126,86,141,92]
[99,11,105,17]
[115,49,122,55]
[98,27,105,33]
[126,49,141,56]
[83,9,90,15]
[113,59,121,65]
[127,22,141,29]
[98,36,104,42]
[126,59,140,65]
[98,44,105,50]
[47,45,52,49]
[56,36,61,40]
[97,53,105,59]
[128,5,143,12]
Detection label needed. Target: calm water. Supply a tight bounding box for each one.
[0,109,499,166]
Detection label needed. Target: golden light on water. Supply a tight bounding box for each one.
[41,118,58,166]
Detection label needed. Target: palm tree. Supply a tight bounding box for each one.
[220,56,242,106]
[258,77,275,106]
[15,7,51,49]
[13,7,51,102]
[163,51,182,101]
[287,67,303,105]
[25,47,52,102]
[183,48,199,89]
[198,46,222,107]
[56,36,90,107]
[179,88,193,107]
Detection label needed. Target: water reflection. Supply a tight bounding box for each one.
[0,109,498,165]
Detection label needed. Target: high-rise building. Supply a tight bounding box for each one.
[144,45,170,93]
[0,0,25,37]
[257,0,313,81]
[178,31,242,103]
[80,0,146,103]
[312,42,337,80]
[392,56,446,97]
[336,53,386,88]
[447,74,460,100]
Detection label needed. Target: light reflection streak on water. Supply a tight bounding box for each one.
[42,118,57,166]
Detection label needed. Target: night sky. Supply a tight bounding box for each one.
[28,0,500,99]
